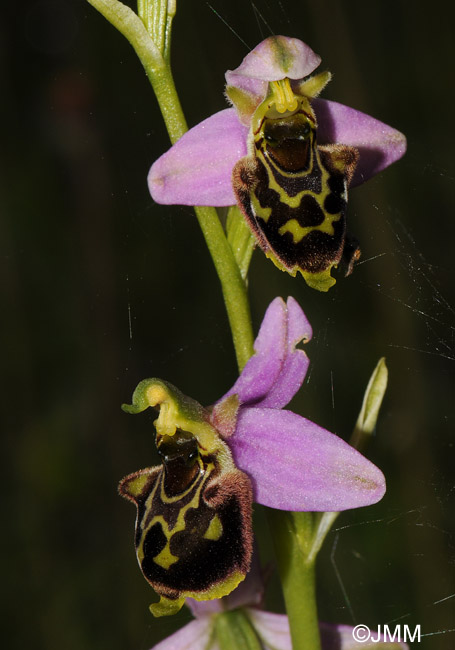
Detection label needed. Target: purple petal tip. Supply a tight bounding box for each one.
[217,297,312,410]
[313,98,406,185]
[148,109,247,207]
[231,408,386,512]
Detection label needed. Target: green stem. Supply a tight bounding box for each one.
[268,510,321,650]
[146,66,188,142]
[87,0,254,370]
[141,49,255,371]
[150,69,254,368]
[192,207,254,371]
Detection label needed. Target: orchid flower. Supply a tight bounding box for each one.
[151,554,408,650]
[118,297,385,616]
[152,615,409,650]
[149,36,406,291]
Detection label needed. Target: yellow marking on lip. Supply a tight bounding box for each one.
[278,213,340,243]
[153,547,179,570]
[251,194,272,223]
[121,472,152,500]
[138,463,214,567]
[148,569,247,617]
[203,514,223,541]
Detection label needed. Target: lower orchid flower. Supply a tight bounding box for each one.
[151,555,408,650]
[148,36,406,291]
[152,612,409,650]
[119,297,385,616]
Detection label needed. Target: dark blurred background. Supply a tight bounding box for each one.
[2,0,454,648]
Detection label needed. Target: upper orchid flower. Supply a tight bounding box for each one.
[119,297,385,616]
[149,36,406,291]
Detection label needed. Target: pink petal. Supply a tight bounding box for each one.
[148,109,246,206]
[226,36,321,84]
[150,618,215,650]
[258,296,312,409]
[230,408,386,511]
[218,297,312,409]
[185,597,224,617]
[313,98,407,187]
[247,610,292,650]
